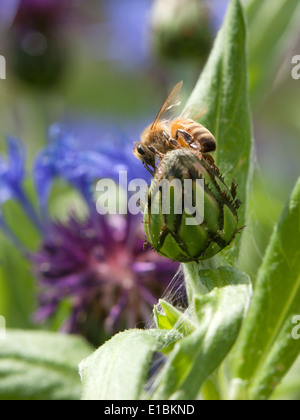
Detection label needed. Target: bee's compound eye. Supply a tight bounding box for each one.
[137,144,145,155]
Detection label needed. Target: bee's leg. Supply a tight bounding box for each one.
[169,138,180,148]
[162,131,177,150]
[175,129,193,144]
[202,153,215,167]
[174,129,195,148]
[162,131,170,140]
[143,162,154,176]
[148,146,164,159]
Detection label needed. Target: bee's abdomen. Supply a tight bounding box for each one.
[187,124,216,152]
[187,123,206,137]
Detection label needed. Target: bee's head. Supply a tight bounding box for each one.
[133,142,156,171]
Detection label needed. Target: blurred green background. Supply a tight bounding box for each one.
[0,1,299,396]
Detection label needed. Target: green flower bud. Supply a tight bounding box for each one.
[143,149,241,262]
[9,31,67,89]
[150,0,213,63]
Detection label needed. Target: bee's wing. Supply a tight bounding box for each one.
[151,81,183,129]
[180,104,208,121]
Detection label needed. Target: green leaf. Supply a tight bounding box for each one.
[154,299,196,335]
[183,262,251,296]
[271,356,300,400]
[154,304,174,331]
[0,180,41,329]
[151,273,251,400]
[0,237,35,329]
[0,330,93,400]
[231,177,300,400]
[184,0,253,262]
[246,0,300,108]
[79,329,173,400]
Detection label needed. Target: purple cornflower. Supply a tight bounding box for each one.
[32,212,176,336]
[0,123,179,344]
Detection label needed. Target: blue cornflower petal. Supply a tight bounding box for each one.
[0,137,24,178]
[62,118,152,181]
[0,136,41,235]
[0,137,25,204]
[207,0,230,31]
[99,0,152,67]
[34,122,151,213]
[0,179,13,206]
[5,136,25,182]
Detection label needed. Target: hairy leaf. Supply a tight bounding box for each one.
[0,330,92,400]
[151,275,251,400]
[79,329,174,400]
[231,177,300,400]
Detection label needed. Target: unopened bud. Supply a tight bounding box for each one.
[150,0,213,63]
[144,149,241,262]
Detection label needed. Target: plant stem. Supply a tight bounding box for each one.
[182,258,220,302]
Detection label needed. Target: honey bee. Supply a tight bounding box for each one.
[133,81,216,173]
